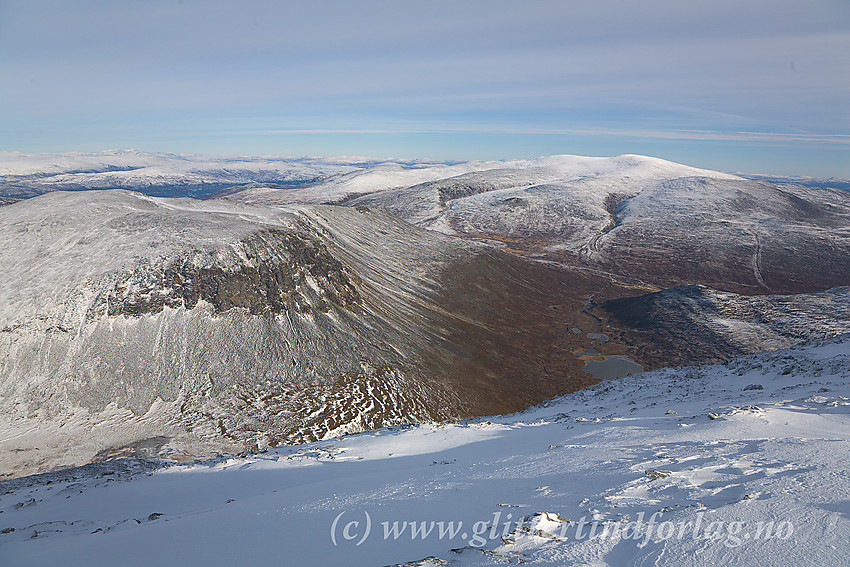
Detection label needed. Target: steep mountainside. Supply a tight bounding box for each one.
[2,335,849,566]
[0,190,619,478]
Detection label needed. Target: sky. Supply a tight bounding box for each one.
[0,0,848,176]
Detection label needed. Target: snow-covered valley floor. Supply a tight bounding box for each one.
[2,336,849,566]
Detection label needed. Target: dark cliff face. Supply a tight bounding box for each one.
[88,229,362,320]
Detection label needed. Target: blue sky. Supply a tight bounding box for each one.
[1,0,848,176]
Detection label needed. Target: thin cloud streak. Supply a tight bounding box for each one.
[210,127,850,146]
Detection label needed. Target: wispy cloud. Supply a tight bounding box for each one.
[204,126,850,146]
[0,0,847,175]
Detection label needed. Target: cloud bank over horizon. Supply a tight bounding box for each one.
[0,0,848,176]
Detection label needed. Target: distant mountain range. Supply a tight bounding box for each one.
[0,150,457,199]
[737,172,850,192]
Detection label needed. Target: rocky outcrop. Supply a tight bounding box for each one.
[89,229,361,320]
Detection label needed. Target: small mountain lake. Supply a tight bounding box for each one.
[575,350,644,380]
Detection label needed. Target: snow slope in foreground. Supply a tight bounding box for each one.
[1,336,849,566]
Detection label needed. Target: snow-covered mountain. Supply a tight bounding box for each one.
[6,151,847,295]
[1,153,848,479]
[2,335,848,566]
[221,153,850,294]
[0,150,454,200]
[0,189,623,478]
[1,151,848,564]
[329,156,850,294]
[340,153,738,229]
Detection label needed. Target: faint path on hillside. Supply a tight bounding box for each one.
[747,228,771,292]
